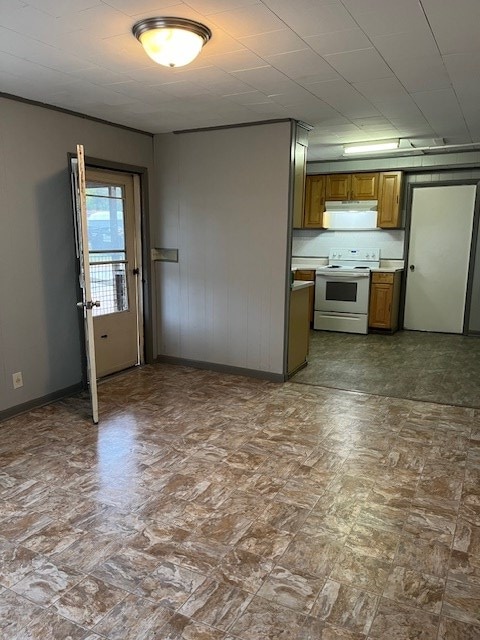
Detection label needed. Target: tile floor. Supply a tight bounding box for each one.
[293,330,480,408]
[0,363,479,639]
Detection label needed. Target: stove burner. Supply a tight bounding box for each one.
[354,266,369,269]
[327,265,341,268]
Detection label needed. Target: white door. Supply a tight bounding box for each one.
[71,144,99,424]
[404,185,476,333]
[85,169,141,378]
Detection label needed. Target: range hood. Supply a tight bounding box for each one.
[323,200,378,230]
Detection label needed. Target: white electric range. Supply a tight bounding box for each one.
[314,248,380,334]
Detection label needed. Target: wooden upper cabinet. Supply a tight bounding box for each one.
[326,173,378,200]
[304,175,326,228]
[351,173,378,199]
[325,174,350,200]
[377,171,403,228]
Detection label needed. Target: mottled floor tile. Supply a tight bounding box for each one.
[443,578,480,624]
[383,566,445,614]
[11,560,84,606]
[257,564,325,614]
[92,593,173,639]
[394,535,451,578]
[0,587,42,637]
[437,616,480,640]
[228,596,307,640]
[345,523,399,562]
[329,548,390,594]
[161,613,227,639]
[368,598,438,639]
[404,497,458,545]
[178,578,252,631]
[52,575,128,628]
[0,539,45,588]
[211,548,273,593]
[91,547,160,592]
[310,579,378,635]
[236,522,293,561]
[299,618,366,639]
[259,501,310,533]
[280,532,343,578]
[137,561,206,608]
[14,608,89,640]
[2,361,480,640]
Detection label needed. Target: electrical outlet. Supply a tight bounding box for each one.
[12,372,23,389]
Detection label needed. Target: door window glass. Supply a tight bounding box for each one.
[86,183,129,316]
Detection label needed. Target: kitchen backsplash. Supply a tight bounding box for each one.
[292,229,405,259]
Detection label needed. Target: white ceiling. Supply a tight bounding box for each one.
[1,0,479,160]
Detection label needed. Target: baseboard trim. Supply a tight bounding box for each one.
[0,383,84,422]
[155,355,286,382]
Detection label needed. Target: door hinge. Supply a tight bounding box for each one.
[133,268,140,275]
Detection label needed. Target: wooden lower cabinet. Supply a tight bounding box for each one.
[369,271,402,332]
[288,285,312,375]
[294,270,315,323]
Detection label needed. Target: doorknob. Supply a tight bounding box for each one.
[409,265,415,271]
[77,300,101,309]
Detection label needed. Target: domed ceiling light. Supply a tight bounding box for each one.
[132,17,212,68]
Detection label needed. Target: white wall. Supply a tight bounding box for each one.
[292,229,405,259]
[0,97,154,415]
[153,122,292,376]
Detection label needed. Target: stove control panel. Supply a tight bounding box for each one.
[329,248,379,262]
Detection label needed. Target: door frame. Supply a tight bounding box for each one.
[400,176,480,334]
[69,153,153,386]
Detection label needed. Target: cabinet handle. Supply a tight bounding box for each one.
[396,194,399,204]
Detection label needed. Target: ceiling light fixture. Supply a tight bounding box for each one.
[132,17,212,68]
[344,140,400,155]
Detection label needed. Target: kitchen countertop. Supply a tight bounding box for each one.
[370,267,404,272]
[291,280,314,291]
[292,258,405,272]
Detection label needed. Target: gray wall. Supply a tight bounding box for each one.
[153,122,292,376]
[0,97,153,415]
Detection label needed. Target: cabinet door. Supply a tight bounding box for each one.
[304,175,325,228]
[294,270,315,323]
[325,174,350,200]
[369,283,393,328]
[378,171,402,228]
[292,142,307,228]
[352,173,378,199]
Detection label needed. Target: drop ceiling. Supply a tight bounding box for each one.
[1,0,479,160]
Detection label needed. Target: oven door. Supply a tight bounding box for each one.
[315,271,370,314]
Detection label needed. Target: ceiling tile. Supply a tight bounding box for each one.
[183,0,259,15]
[25,0,101,17]
[102,0,182,16]
[308,78,380,118]
[353,77,409,103]
[350,1,429,37]
[239,29,307,57]
[305,28,372,56]
[387,55,451,93]
[207,3,286,38]
[421,0,480,54]
[260,0,358,37]
[444,53,480,89]
[371,27,439,63]
[266,49,337,80]
[230,65,289,90]
[205,49,268,71]
[324,48,393,83]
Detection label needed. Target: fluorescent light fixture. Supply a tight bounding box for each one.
[344,140,399,155]
[132,17,212,68]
